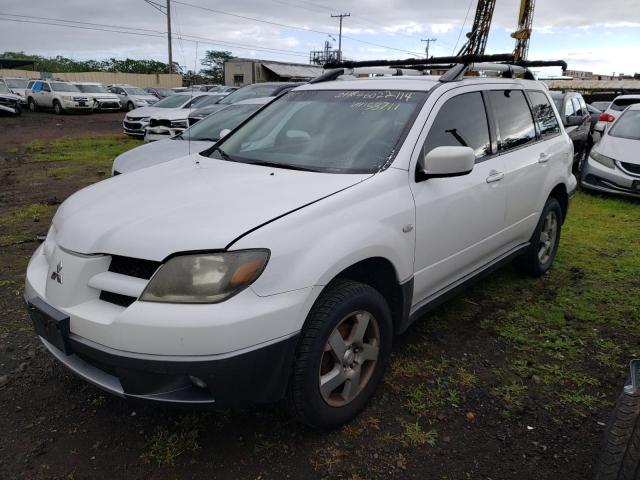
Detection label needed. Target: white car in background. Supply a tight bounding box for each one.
[593,94,640,139]
[113,97,271,174]
[72,82,121,111]
[144,93,229,142]
[582,103,640,198]
[122,92,216,137]
[107,84,159,111]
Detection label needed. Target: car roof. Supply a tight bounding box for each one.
[626,103,640,111]
[72,81,103,85]
[613,94,640,100]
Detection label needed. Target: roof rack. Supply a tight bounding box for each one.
[318,54,567,84]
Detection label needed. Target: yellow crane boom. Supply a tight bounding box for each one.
[512,0,536,61]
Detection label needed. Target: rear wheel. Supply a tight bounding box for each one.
[28,98,37,112]
[53,100,63,115]
[514,197,562,277]
[287,279,392,429]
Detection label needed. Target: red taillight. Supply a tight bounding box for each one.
[598,112,615,122]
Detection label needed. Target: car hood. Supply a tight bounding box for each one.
[149,108,193,121]
[126,106,164,118]
[0,92,20,101]
[596,134,640,165]
[131,94,159,103]
[52,156,371,260]
[89,93,120,101]
[113,138,212,174]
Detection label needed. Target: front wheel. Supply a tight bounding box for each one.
[28,98,37,112]
[514,197,562,277]
[127,101,135,111]
[287,279,392,429]
[53,100,63,115]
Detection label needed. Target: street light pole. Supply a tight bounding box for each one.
[331,13,350,62]
[166,0,173,73]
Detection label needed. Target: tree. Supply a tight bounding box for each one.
[200,50,234,83]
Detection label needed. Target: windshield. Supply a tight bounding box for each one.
[5,78,28,89]
[549,93,563,111]
[153,94,191,108]
[591,101,609,111]
[75,84,108,93]
[219,84,284,105]
[155,88,175,96]
[0,83,10,94]
[191,95,223,108]
[51,82,81,92]
[611,97,640,111]
[184,95,215,108]
[180,104,262,142]
[609,110,640,140]
[210,89,427,173]
[124,87,149,95]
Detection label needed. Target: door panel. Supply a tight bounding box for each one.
[410,88,507,306]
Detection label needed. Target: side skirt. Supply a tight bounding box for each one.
[398,243,530,333]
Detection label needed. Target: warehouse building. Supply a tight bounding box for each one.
[224,58,323,86]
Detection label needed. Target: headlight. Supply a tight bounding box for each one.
[136,99,148,104]
[590,150,615,169]
[171,119,188,128]
[140,250,269,304]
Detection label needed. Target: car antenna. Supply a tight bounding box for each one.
[191,42,197,164]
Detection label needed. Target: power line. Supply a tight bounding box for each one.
[172,0,423,57]
[453,0,475,54]
[0,15,310,59]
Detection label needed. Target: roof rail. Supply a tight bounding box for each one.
[319,54,567,84]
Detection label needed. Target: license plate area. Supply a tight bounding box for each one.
[78,101,86,107]
[27,298,71,355]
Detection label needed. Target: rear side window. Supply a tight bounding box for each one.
[488,90,536,151]
[565,98,575,117]
[528,91,560,137]
[423,92,491,160]
[571,98,583,116]
[611,97,640,112]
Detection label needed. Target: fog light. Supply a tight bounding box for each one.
[189,375,207,389]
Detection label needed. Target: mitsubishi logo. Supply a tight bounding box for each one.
[50,261,63,284]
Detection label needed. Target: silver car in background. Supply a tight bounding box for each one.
[0,77,30,105]
[107,84,159,111]
[582,103,640,198]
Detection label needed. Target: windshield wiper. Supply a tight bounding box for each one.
[211,145,234,162]
[240,159,321,172]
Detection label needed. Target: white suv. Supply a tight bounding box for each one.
[24,59,576,428]
[26,80,92,114]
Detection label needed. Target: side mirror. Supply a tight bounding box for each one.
[565,115,584,127]
[219,129,231,139]
[421,146,475,179]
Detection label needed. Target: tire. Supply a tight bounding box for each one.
[127,101,135,111]
[28,98,37,112]
[514,196,562,277]
[53,100,63,115]
[287,279,393,429]
[594,374,640,480]
[13,104,22,116]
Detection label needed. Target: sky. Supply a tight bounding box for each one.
[1,0,639,76]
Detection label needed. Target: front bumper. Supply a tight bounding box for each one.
[144,125,185,142]
[93,100,121,111]
[123,119,149,136]
[26,296,299,406]
[581,156,640,198]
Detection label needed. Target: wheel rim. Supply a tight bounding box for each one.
[54,103,60,114]
[319,310,380,407]
[538,211,558,264]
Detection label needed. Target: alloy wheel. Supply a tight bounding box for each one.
[538,210,558,264]
[319,310,380,407]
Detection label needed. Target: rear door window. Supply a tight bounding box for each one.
[422,92,491,161]
[571,98,583,116]
[527,91,560,137]
[487,90,536,151]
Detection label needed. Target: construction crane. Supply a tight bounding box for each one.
[512,0,536,61]
[457,0,496,57]
[457,0,536,61]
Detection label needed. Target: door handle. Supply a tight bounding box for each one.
[538,152,550,163]
[486,170,504,183]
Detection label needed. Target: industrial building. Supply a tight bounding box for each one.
[224,58,323,86]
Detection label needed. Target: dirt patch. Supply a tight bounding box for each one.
[1,111,638,479]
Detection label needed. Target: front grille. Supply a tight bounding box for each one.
[149,118,171,128]
[0,97,18,107]
[99,291,137,307]
[108,255,161,280]
[620,162,640,176]
[124,121,142,130]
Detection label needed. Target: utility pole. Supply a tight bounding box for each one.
[421,38,437,59]
[331,13,350,62]
[166,0,173,73]
[143,0,173,73]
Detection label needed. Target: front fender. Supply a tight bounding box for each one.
[234,169,416,297]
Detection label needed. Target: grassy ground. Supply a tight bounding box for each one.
[1,132,639,479]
